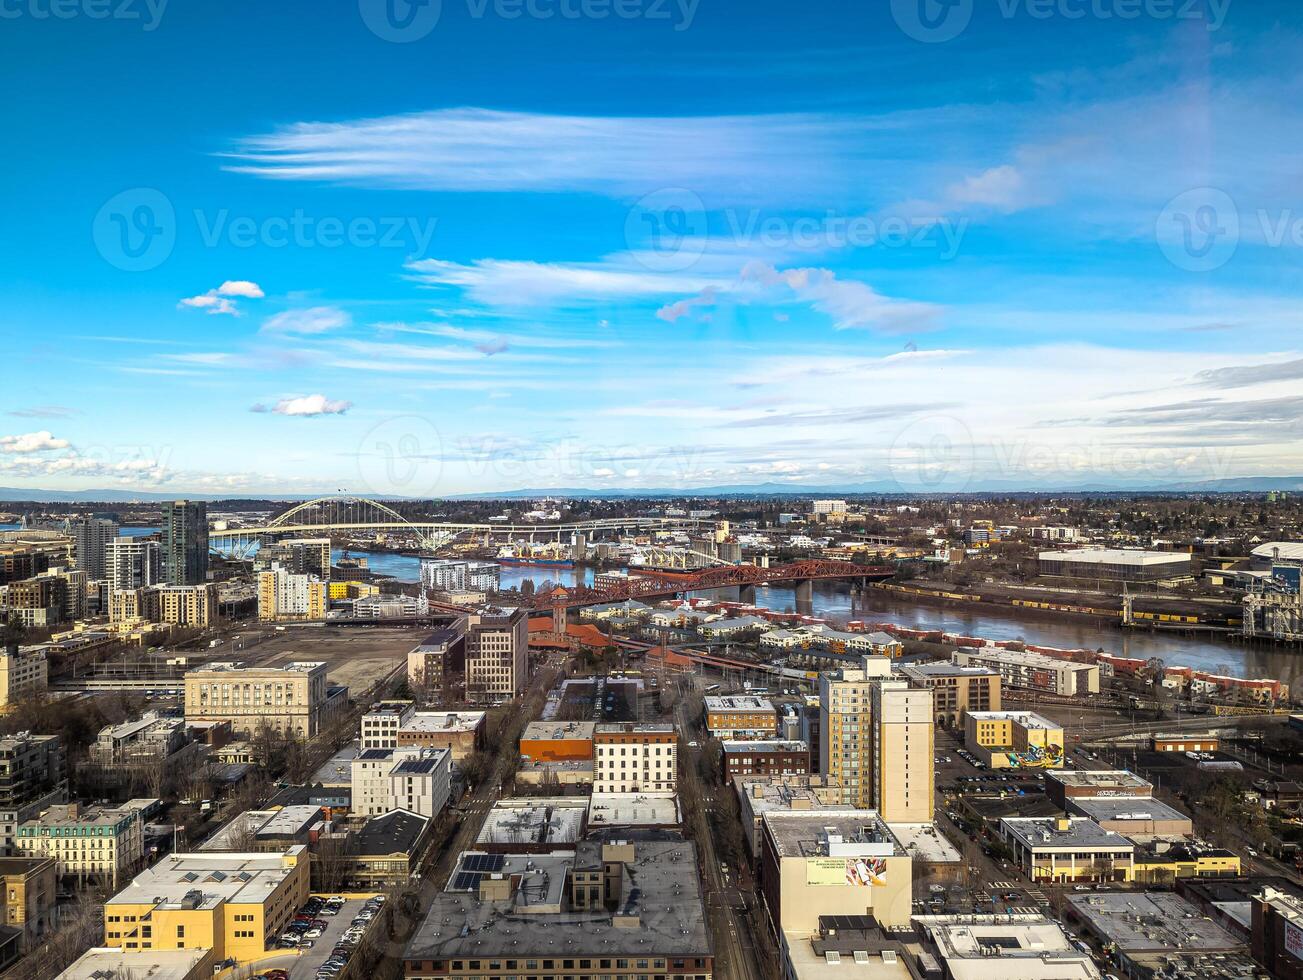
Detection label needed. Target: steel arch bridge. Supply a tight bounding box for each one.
[208,494,716,558]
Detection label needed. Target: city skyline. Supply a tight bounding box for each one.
[4,1,1303,496]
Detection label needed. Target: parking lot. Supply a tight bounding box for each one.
[285,895,386,980]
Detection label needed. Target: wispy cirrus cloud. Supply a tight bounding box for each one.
[223,108,878,202]
[6,405,77,420]
[261,306,351,335]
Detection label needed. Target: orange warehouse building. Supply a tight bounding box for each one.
[519,720,596,762]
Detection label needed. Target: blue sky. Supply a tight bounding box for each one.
[3,0,1302,496]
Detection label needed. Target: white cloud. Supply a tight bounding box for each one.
[405,258,715,308]
[0,431,70,454]
[179,280,265,316]
[225,108,872,203]
[656,288,717,323]
[738,262,942,333]
[252,394,353,417]
[261,306,351,335]
[944,164,1029,213]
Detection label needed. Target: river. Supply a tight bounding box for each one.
[333,547,1302,685]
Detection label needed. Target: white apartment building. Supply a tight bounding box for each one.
[361,702,416,749]
[350,746,451,819]
[592,723,677,795]
[106,538,161,593]
[257,567,327,621]
[419,558,500,593]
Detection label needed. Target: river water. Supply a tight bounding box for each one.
[332,548,1302,685]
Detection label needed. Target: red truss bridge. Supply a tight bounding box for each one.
[529,559,897,610]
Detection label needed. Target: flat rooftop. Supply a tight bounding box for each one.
[722,740,808,753]
[108,847,303,910]
[762,811,898,859]
[59,947,211,980]
[1047,770,1152,792]
[899,662,999,678]
[1071,797,1190,824]
[704,695,775,712]
[407,840,709,960]
[1068,892,1244,952]
[313,744,359,785]
[587,793,681,827]
[401,711,485,733]
[475,799,587,847]
[954,649,1094,670]
[1039,548,1190,567]
[521,720,596,741]
[1001,817,1132,851]
[967,711,1060,729]
[917,915,1098,980]
[885,823,963,864]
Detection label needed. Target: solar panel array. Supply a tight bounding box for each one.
[451,853,506,891]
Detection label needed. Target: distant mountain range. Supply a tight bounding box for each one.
[1,476,1301,505]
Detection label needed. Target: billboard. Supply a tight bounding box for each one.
[806,857,888,887]
[1286,921,1303,961]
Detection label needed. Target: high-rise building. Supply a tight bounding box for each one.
[254,538,331,580]
[106,537,161,593]
[256,567,328,621]
[68,518,119,580]
[464,606,528,704]
[162,500,208,586]
[157,583,218,627]
[819,657,891,807]
[871,680,934,822]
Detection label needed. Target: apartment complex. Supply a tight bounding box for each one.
[819,657,890,808]
[69,517,119,580]
[897,661,1000,726]
[256,567,328,621]
[162,500,209,586]
[964,711,1065,769]
[720,741,809,781]
[106,537,161,593]
[592,723,676,795]
[184,661,339,739]
[157,583,218,628]
[418,558,500,593]
[952,649,1100,696]
[871,679,934,822]
[403,840,712,980]
[103,846,309,963]
[464,607,528,704]
[254,538,331,579]
[0,648,47,707]
[703,696,777,739]
[0,734,67,853]
[15,802,146,886]
[405,623,466,702]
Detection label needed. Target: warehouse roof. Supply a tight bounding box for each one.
[1038,548,1189,567]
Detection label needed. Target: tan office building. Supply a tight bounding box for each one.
[465,607,529,704]
[871,680,934,822]
[184,661,333,739]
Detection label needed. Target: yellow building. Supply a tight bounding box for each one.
[1133,843,1240,883]
[158,584,217,628]
[103,846,309,963]
[819,657,893,807]
[963,710,1064,769]
[256,569,328,622]
[328,580,378,600]
[0,648,47,708]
